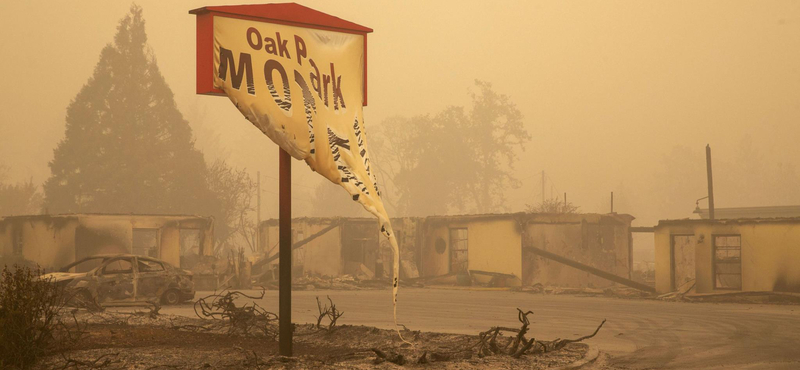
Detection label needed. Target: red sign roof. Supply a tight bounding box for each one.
[189,3,373,34]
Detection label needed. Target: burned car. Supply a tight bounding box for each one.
[43,254,194,306]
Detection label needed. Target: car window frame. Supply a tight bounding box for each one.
[61,257,106,273]
[136,257,166,273]
[100,257,135,275]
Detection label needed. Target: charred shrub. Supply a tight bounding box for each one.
[0,265,66,369]
[195,289,278,338]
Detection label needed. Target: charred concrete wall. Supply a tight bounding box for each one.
[655,219,800,294]
[259,217,423,279]
[521,213,634,289]
[0,215,79,270]
[420,213,633,289]
[259,213,633,288]
[421,220,451,277]
[386,217,423,279]
[421,216,522,279]
[261,218,345,278]
[0,214,213,270]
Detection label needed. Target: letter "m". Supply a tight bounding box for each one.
[218,47,255,95]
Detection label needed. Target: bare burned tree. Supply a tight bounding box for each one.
[205,160,258,256]
[315,296,344,330]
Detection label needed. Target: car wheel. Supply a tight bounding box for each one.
[162,289,180,305]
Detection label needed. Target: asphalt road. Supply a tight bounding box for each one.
[158,288,800,369]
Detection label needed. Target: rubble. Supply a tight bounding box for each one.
[258,274,406,291]
[35,306,591,369]
[519,283,655,299]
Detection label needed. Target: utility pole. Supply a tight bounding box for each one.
[279,149,292,356]
[256,171,261,252]
[541,170,545,204]
[611,192,614,213]
[706,144,715,220]
[564,192,567,211]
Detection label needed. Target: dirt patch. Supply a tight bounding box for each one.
[35,313,588,369]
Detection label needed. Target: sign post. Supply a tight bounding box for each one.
[190,3,397,354]
[278,148,292,355]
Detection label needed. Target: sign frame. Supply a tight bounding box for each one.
[189,3,372,105]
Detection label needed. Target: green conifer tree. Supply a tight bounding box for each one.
[44,5,216,216]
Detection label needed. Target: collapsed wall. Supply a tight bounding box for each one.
[257,212,636,290]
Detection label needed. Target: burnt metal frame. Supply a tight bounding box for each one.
[278,149,292,356]
[711,234,742,290]
[448,228,468,273]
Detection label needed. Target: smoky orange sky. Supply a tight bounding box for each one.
[1,0,799,258]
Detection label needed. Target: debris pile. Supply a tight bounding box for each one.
[259,274,397,291]
[656,279,696,302]
[521,283,654,298]
[293,274,363,290]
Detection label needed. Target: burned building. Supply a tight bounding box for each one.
[654,217,800,294]
[421,213,635,288]
[257,217,423,280]
[0,214,214,271]
[258,212,636,289]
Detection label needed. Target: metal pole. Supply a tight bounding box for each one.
[706,144,715,221]
[564,192,567,211]
[279,149,292,356]
[257,171,261,252]
[611,192,614,213]
[541,170,545,203]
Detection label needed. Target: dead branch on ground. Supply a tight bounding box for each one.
[372,348,406,365]
[167,317,216,333]
[477,308,606,358]
[477,308,534,358]
[536,319,606,353]
[314,296,344,330]
[53,311,89,357]
[127,302,161,322]
[58,352,122,370]
[194,288,278,338]
[233,345,266,369]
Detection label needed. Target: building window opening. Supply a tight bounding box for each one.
[713,235,742,290]
[292,230,305,268]
[449,228,468,273]
[132,229,158,258]
[179,229,202,269]
[180,229,201,255]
